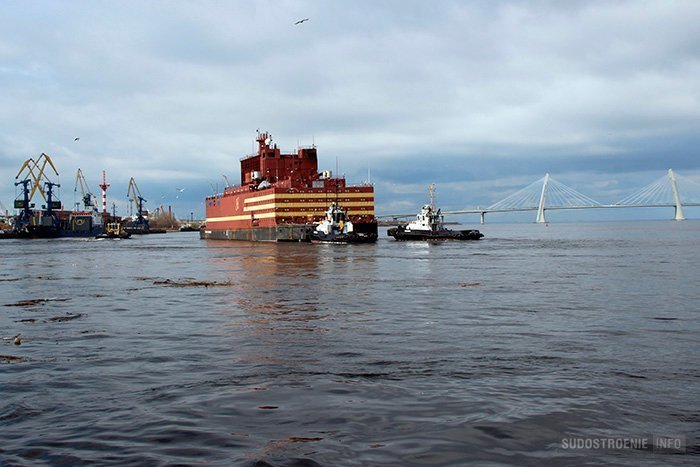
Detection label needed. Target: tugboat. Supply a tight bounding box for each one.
[96,222,131,239]
[311,202,378,243]
[388,184,483,241]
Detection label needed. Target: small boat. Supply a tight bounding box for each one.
[179,224,199,232]
[310,202,378,243]
[96,223,131,239]
[388,185,483,241]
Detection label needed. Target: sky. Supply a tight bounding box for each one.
[2,0,700,221]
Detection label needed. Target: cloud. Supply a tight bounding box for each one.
[1,0,700,219]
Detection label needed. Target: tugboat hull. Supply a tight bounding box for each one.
[311,231,378,244]
[96,232,131,239]
[388,226,483,241]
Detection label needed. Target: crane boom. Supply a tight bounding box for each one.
[15,153,60,202]
[127,177,147,217]
[74,168,97,211]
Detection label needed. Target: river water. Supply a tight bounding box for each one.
[1,221,699,466]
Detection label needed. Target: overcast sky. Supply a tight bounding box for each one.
[2,0,700,220]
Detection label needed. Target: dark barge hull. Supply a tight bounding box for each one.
[14,225,61,239]
[11,228,105,239]
[124,226,167,235]
[202,222,378,243]
[388,227,483,241]
[60,227,103,237]
[310,232,378,244]
[201,224,312,242]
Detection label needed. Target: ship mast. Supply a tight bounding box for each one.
[429,183,436,211]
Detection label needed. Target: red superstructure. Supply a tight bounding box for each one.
[202,131,377,241]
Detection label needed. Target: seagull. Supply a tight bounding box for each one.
[74,137,80,141]
[294,18,309,25]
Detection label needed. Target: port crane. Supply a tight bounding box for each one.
[13,153,62,230]
[127,177,147,217]
[15,153,60,203]
[127,177,149,230]
[74,168,98,212]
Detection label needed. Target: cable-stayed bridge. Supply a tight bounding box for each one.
[384,169,700,223]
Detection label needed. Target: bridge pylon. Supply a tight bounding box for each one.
[668,169,685,221]
[536,173,550,223]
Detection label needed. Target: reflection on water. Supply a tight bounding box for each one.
[1,223,699,465]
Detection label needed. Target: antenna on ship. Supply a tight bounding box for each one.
[429,183,436,211]
[335,156,339,204]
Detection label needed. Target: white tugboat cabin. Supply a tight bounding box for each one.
[315,202,354,236]
[310,202,377,243]
[404,204,444,232]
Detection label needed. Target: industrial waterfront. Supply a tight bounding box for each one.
[2,222,699,465]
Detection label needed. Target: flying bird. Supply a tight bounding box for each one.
[74,137,80,141]
[176,187,185,193]
[294,18,309,25]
